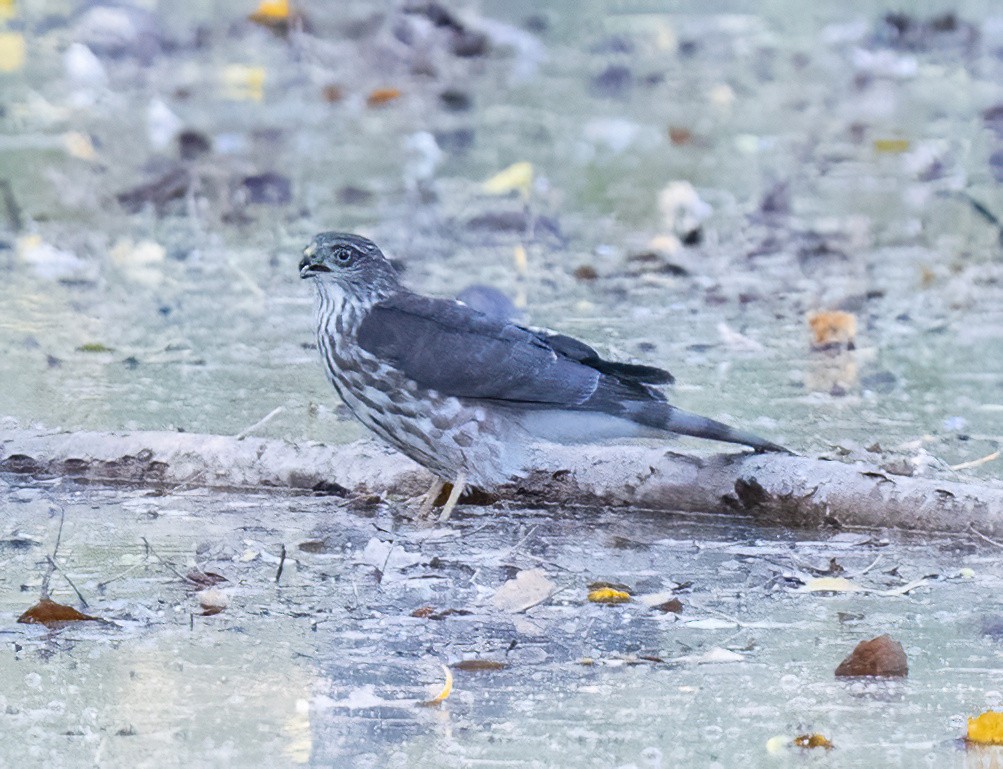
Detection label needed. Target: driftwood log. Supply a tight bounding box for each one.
[2,428,1002,534]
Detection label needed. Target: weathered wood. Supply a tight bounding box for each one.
[2,428,1001,533]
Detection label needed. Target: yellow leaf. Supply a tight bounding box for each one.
[63,131,97,160]
[250,0,288,20]
[421,664,453,706]
[0,31,25,72]
[222,65,266,102]
[483,161,533,196]
[968,711,1003,745]
[800,577,865,593]
[588,587,631,604]
[874,138,910,154]
[512,244,528,276]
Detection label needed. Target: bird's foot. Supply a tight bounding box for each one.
[437,473,467,522]
[416,477,446,519]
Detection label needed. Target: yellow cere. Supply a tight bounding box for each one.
[967,711,1003,745]
[587,587,631,604]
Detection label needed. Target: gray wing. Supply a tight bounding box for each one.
[355,292,670,410]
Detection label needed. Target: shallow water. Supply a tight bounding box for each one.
[2,476,1002,767]
[2,1,1003,766]
[1,1,1002,472]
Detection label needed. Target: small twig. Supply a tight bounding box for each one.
[0,178,23,231]
[168,468,207,493]
[96,562,143,591]
[950,450,1001,472]
[47,556,89,607]
[857,554,884,576]
[141,537,191,582]
[275,544,287,584]
[235,406,285,441]
[51,503,66,561]
[969,523,1003,549]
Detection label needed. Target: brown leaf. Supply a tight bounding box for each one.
[18,598,100,627]
[186,569,228,587]
[297,539,329,553]
[451,659,507,672]
[835,634,908,678]
[793,733,834,749]
[652,597,684,614]
[411,606,472,620]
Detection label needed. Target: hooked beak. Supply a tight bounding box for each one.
[299,243,329,278]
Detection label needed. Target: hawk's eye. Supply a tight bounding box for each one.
[333,248,354,266]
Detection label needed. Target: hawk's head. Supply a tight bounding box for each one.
[300,232,399,298]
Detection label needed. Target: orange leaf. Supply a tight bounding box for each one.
[367,88,401,107]
[793,733,834,749]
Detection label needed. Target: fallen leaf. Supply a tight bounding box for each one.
[588,587,631,604]
[321,84,343,103]
[491,568,555,613]
[874,138,910,153]
[18,597,99,627]
[410,606,471,620]
[800,577,866,593]
[835,634,908,678]
[367,88,401,107]
[683,618,738,630]
[807,311,857,349]
[77,342,115,353]
[419,665,452,706]
[451,659,507,672]
[967,711,1003,745]
[652,597,683,614]
[0,32,25,73]
[186,569,228,587]
[222,65,266,103]
[249,0,288,22]
[793,733,834,750]
[197,588,229,616]
[483,161,534,196]
[676,647,745,664]
[668,126,693,145]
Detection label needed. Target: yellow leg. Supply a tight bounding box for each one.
[437,472,467,522]
[417,477,446,519]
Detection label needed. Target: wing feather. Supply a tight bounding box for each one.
[355,292,670,410]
